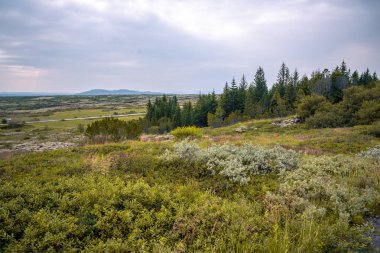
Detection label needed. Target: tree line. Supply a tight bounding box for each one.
[144,61,378,132]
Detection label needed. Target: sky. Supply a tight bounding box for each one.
[0,0,379,94]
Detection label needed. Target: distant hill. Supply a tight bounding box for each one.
[77,89,163,96]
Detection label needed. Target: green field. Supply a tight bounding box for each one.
[1,118,379,252]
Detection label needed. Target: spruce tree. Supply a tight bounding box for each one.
[276,63,290,97]
[238,75,247,113]
[253,67,268,102]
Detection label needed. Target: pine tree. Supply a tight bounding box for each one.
[270,89,287,117]
[276,63,290,97]
[238,75,247,113]
[244,84,256,118]
[220,82,230,119]
[359,68,373,85]
[181,102,193,126]
[351,70,359,85]
[230,77,238,113]
[253,67,268,102]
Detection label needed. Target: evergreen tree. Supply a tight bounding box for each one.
[298,75,311,95]
[359,68,373,85]
[270,89,287,117]
[244,84,256,118]
[230,77,238,113]
[219,82,230,118]
[237,75,247,113]
[351,70,359,85]
[253,67,268,102]
[193,93,218,127]
[330,66,348,103]
[275,63,290,97]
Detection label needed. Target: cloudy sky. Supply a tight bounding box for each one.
[0,0,379,93]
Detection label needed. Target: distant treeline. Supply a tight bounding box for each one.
[144,61,378,132]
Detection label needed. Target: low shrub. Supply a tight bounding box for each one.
[171,126,202,139]
[161,141,299,184]
[266,155,380,221]
[359,145,380,163]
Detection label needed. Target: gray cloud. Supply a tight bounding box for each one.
[0,0,379,93]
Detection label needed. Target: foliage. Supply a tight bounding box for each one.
[85,117,143,142]
[144,62,378,131]
[356,100,380,124]
[297,94,327,120]
[161,141,299,184]
[359,145,380,163]
[171,126,203,139]
[0,137,380,252]
[1,121,25,129]
[145,93,217,132]
[299,82,380,128]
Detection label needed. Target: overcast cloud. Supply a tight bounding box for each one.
[0,0,379,93]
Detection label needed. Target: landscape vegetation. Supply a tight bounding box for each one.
[1,62,380,252]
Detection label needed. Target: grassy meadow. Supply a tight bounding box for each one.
[1,107,380,252]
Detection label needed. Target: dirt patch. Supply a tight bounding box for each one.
[140,134,174,142]
[0,141,77,155]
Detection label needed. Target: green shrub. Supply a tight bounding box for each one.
[306,103,345,128]
[366,121,380,137]
[207,112,223,128]
[297,95,326,120]
[171,126,202,139]
[356,100,380,124]
[85,118,143,142]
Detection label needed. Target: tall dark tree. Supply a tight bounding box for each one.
[181,102,193,126]
[275,63,290,97]
[193,92,218,127]
[351,70,359,85]
[253,67,268,102]
[237,75,247,113]
[330,66,349,103]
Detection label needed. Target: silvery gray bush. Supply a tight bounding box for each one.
[267,156,380,220]
[358,145,380,163]
[161,140,300,184]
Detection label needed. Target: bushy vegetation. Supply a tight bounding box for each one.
[298,82,380,128]
[144,61,378,132]
[359,145,380,163]
[1,140,379,252]
[170,126,203,139]
[85,117,143,142]
[161,141,299,184]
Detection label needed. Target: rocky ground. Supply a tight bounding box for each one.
[0,141,77,158]
[271,117,301,127]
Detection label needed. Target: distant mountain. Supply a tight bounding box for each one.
[77,89,163,96]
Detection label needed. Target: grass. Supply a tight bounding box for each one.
[0,132,379,252]
[0,109,379,252]
[203,118,380,154]
[12,107,146,122]
[30,115,143,130]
